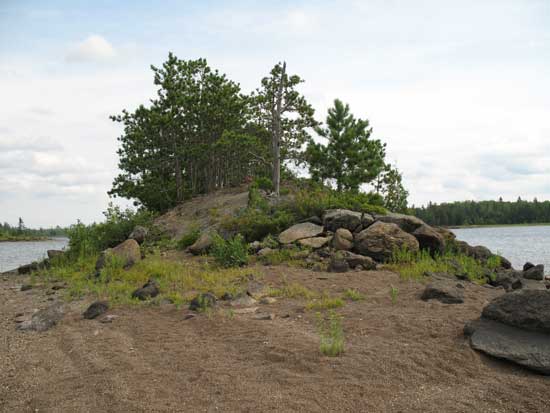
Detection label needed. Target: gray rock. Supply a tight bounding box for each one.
[83,301,109,319]
[332,228,353,251]
[47,250,64,260]
[523,264,544,281]
[328,256,350,273]
[482,289,550,333]
[189,292,217,311]
[337,250,376,270]
[257,247,274,257]
[412,224,445,255]
[490,270,523,292]
[523,262,535,271]
[248,241,262,252]
[20,284,33,291]
[468,318,550,375]
[95,239,141,273]
[298,236,331,249]
[421,280,464,304]
[322,209,362,232]
[17,302,64,332]
[495,255,512,270]
[129,225,148,244]
[229,294,257,307]
[278,222,324,244]
[246,281,270,300]
[131,279,160,301]
[375,212,425,233]
[355,221,419,262]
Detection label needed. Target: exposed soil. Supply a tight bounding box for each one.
[1,265,549,412]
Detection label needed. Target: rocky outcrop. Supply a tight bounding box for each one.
[421,280,464,304]
[433,226,456,243]
[355,221,419,261]
[332,228,353,251]
[322,209,363,232]
[490,270,523,292]
[96,239,141,273]
[129,226,148,244]
[466,290,550,374]
[278,222,324,244]
[412,224,445,255]
[131,279,160,301]
[523,264,544,281]
[375,212,425,233]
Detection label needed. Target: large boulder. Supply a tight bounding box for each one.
[467,318,550,375]
[355,221,419,262]
[490,270,523,292]
[332,228,353,251]
[278,222,324,244]
[453,241,493,262]
[375,212,425,233]
[129,226,148,244]
[421,280,464,304]
[433,226,456,243]
[322,209,362,232]
[95,239,141,273]
[412,224,445,255]
[188,232,214,255]
[481,290,550,333]
[523,264,544,281]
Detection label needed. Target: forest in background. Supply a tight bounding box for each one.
[0,219,67,241]
[412,198,550,226]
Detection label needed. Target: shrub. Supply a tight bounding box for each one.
[317,310,345,357]
[210,234,249,268]
[177,228,201,250]
[222,208,294,242]
[254,176,273,192]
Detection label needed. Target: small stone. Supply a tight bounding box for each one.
[131,279,160,301]
[233,307,258,314]
[189,292,217,312]
[254,313,275,320]
[523,264,544,281]
[183,313,196,320]
[20,284,32,291]
[421,281,464,304]
[100,315,118,323]
[83,301,109,319]
[221,292,234,301]
[230,294,258,307]
[246,281,269,300]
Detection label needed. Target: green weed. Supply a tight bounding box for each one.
[342,288,365,301]
[317,310,345,357]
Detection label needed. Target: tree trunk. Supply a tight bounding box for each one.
[272,62,286,197]
[173,138,183,203]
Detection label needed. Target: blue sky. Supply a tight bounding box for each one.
[1,0,550,227]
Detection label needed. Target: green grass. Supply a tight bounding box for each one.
[268,282,317,300]
[342,288,365,301]
[306,294,344,311]
[386,247,496,284]
[389,284,399,305]
[256,248,309,267]
[35,252,252,306]
[317,310,345,357]
[176,227,200,250]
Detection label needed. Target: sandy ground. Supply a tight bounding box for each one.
[1,266,549,413]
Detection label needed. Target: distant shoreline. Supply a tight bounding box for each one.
[0,236,52,242]
[448,223,550,229]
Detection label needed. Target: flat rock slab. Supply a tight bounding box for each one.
[298,236,331,249]
[278,223,324,244]
[468,318,550,375]
[17,302,64,332]
[421,281,464,304]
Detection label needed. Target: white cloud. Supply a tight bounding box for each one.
[66,34,117,62]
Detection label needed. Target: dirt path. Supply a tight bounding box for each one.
[1,268,549,412]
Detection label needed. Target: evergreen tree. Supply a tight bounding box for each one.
[306,99,386,192]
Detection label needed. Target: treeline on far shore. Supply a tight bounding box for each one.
[0,219,67,241]
[412,198,550,227]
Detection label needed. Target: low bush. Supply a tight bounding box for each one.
[176,227,201,250]
[210,234,249,268]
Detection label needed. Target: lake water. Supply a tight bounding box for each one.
[0,238,69,273]
[453,225,550,274]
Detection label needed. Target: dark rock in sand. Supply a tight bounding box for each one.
[482,289,550,333]
[189,292,217,311]
[328,255,350,273]
[421,280,464,304]
[131,279,160,301]
[17,302,64,332]
[467,318,550,375]
[490,270,523,292]
[523,264,544,281]
[83,301,109,319]
[20,284,33,291]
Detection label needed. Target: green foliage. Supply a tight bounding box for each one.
[210,234,249,268]
[254,176,273,192]
[67,204,154,259]
[342,288,365,301]
[306,99,387,192]
[0,220,67,240]
[306,295,345,311]
[176,227,200,250]
[412,197,550,226]
[316,311,345,357]
[223,208,294,242]
[375,165,409,213]
[387,246,493,284]
[389,285,399,305]
[268,282,317,300]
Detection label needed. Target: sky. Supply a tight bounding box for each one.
[1,0,549,227]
